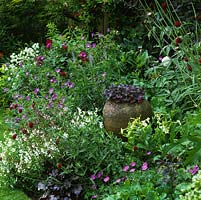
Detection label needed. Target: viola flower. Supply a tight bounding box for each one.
[46,39,52,49]
[12,134,17,140]
[174,21,181,27]
[28,122,34,128]
[123,165,129,172]
[141,162,148,171]
[175,37,182,46]
[188,165,199,175]
[103,176,110,183]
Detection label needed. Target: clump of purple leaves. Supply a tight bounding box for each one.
[103,84,145,104]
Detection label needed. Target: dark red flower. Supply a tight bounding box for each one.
[133,146,138,151]
[198,58,201,64]
[46,39,52,49]
[21,128,28,134]
[187,65,192,71]
[161,2,167,9]
[60,71,67,77]
[57,163,62,169]
[28,122,34,128]
[12,134,17,140]
[197,15,201,21]
[62,44,68,49]
[183,57,188,62]
[13,104,18,109]
[174,21,181,27]
[18,108,22,113]
[176,37,182,46]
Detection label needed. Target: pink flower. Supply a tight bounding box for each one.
[130,162,136,167]
[141,162,148,171]
[103,176,110,183]
[116,178,121,184]
[90,174,96,180]
[122,165,129,172]
[188,165,199,175]
[129,168,136,172]
[146,151,152,155]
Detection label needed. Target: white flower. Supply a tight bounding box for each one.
[161,56,171,66]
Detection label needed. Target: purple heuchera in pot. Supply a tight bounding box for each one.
[103,84,145,104]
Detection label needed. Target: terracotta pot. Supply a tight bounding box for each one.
[103,100,153,137]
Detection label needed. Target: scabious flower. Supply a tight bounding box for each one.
[141,162,148,171]
[189,165,199,175]
[174,21,181,27]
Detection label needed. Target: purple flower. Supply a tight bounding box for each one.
[19,62,23,67]
[34,88,39,95]
[65,80,74,88]
[189,165,199,175]
[146,151,152,155]
[91,32,95,38]
[46,39,52,49]
[141,162,148,171]
[52,93,57,100]
[3,88,8,93]
[103,176,110,183]
[50,77,57,83]
[91,42,96,48]
[123,165,129,172]
[26,72,29,76]
[49,88,54,94]
[26,95,31,100]
[90,174,96,180]
[86,43,91,48]
[79,51,87,59]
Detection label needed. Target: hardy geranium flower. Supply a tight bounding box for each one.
[46,39,52,49]
[123,165,130,172]
[103,176,110,183]
[90,174,96,180]
[174,21,181,27]
[141,162,148,171]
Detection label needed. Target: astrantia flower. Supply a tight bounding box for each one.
[198,58,201,64]
[189,165,199,175]
[46,39,52,49]
[141,162,148,171]
[174,21,181,27]
[60,71,67,77]
[187,65,192,71]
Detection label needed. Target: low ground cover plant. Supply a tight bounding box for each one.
[0,0,200,199]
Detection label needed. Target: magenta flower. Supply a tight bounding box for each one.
[116,178,121,184]
[96,171,103,179]
[52,93,57,100]
[91,194,98,199]
[90,174,96,180]
[146,151,152,155]
[49,88,54,94]
[103,176,110,183]
[141,162,148,171]
[79,51,87,59]
[123,165,129,172]
[189,165,199,175]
